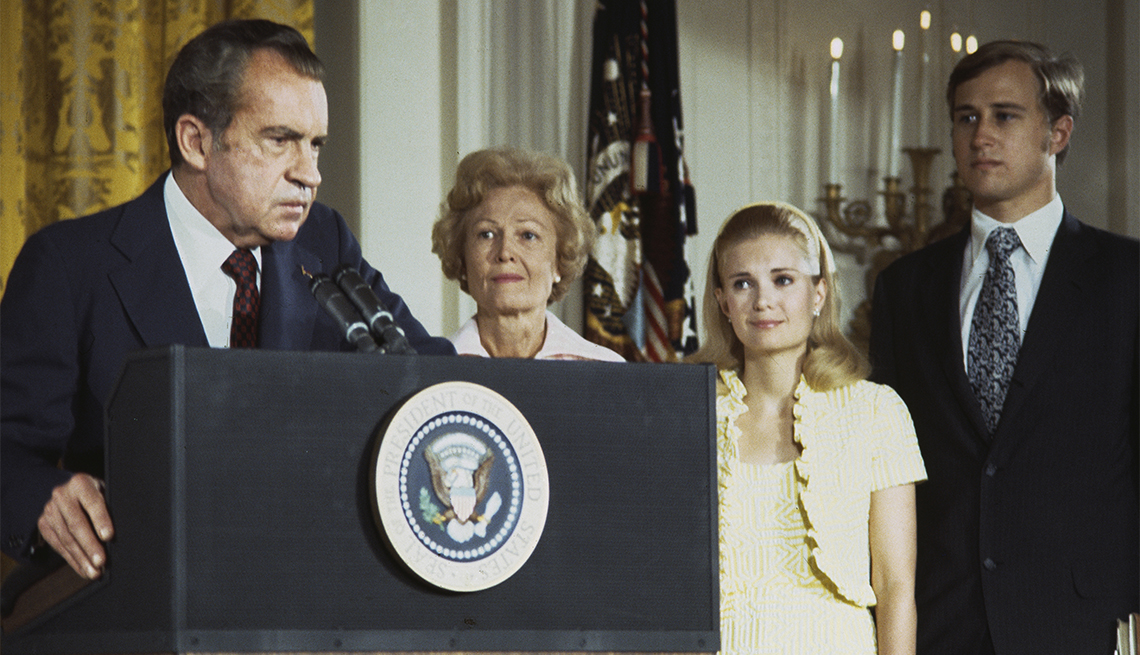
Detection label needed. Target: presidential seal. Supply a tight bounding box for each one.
[372,381,549,592]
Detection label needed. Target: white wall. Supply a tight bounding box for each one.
[357,2,447,335]
[315,0,1139,344]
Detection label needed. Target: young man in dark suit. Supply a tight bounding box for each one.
[1,19,454,581]
[870,40,1138,655]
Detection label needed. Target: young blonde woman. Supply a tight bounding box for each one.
[689,202,926,654]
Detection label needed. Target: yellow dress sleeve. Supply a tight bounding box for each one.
[868,384,928,491]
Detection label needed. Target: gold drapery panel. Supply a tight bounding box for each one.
[0,0,314,290]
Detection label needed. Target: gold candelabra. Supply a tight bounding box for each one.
[819,147,972,352]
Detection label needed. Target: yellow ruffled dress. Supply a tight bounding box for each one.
[716,369,927,655]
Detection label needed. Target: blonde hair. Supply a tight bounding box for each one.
[686,201,869,390]
[431,147,594,303]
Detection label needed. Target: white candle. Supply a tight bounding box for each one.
[918,11,931,147]
[889,30,905,177]
[829,38,843,183]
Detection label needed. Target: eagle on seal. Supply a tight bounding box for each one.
[424,433,495,524]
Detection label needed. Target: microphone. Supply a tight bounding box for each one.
[333,265,416,355]
[308,272,380,353]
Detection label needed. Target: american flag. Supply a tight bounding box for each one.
[583,0,697,363]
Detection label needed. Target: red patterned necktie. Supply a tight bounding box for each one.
[222,248,260,348]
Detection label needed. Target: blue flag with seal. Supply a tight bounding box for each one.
[583,0,697,362]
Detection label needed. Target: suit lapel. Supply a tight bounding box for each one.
[107,175,210,348]
[258,237,322,350]
[994,211,1091,440]
[920,230,993,441]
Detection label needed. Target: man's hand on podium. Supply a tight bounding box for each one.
[37,474,113,580]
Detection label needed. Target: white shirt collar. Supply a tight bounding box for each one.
[968,194,1064,266]
[450,311,624,361]
[165,173,264,347]
[450,315,489,356]
[165,172,262,268]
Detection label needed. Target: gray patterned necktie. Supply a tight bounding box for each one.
[968,227,1022,434]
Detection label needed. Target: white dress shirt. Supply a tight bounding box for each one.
[164,173,261,348]
[959,194,1063,369]
[450,311,626,362]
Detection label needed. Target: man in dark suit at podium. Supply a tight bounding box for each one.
[870,40,1138,654]
[1,19,454,582]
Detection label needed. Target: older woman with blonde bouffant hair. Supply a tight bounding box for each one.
[432,147,624,361]
[688,201,926,654]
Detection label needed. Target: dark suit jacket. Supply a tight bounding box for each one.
[0,174,455,559]
[870,210,1139,655]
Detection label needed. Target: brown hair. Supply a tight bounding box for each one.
[947,40,1083,164]
[431,147,594,304]
[686,202,869,391]
[164,19,324,168]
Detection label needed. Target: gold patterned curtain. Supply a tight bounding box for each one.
[0,0,314,291]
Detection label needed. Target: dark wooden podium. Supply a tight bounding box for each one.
[2,346,718,654]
